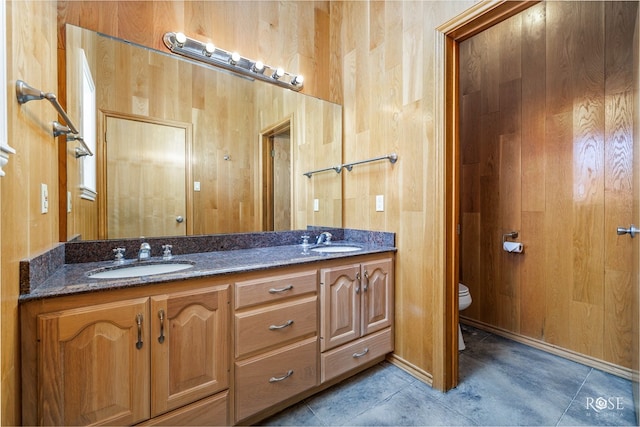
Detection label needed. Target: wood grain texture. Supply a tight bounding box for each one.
[459,1,638,368]
[4,2,60,425]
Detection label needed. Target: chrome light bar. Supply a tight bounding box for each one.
[163,32,304,92]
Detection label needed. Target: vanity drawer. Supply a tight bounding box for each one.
[234,337,318,422]
[234,270,317,309]
[235,295,317,358]
[321,328,393,383]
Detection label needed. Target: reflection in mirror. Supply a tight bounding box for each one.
[64,25,342,241]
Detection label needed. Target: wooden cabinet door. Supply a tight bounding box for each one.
[37,298,150,426]
[150,285,230,417]
[320,263,361,351]
[361,258,394,336]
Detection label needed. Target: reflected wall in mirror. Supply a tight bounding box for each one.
[64,25,342,241]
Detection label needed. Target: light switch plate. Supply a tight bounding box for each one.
[313,199,320,212]
[194,181,201,192]
[375,194,384,212]
[67,191,72,213]
[41,183,49,214]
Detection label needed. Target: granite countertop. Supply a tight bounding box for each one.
[20,229,396,302]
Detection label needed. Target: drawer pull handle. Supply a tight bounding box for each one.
[269,370,294,383]
[136,314,143,350]
[269,285,293,294]
[158,309,165,344]
[353,347,369,358]
[269,319,294,330]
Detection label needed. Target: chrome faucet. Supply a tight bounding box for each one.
[138,242,151,260]
[316,232,333,245]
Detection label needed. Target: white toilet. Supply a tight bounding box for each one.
[458,283,472,350]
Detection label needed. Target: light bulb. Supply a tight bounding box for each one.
[291,75,304,87]
[203,43,215,56]
[175,32,187,47]
[252,61,265,73]
[230,52,241,65]
[272,68,285,80]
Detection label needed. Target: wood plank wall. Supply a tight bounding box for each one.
[459,1,638,368]
[60,3,341,239]
[330,1,475,387]
[3,2,60,425]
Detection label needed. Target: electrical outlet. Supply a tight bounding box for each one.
[313,199,320,212]
[67,191,72,213]
[194,181,201,192]
[375,195,384,212]
[41,183,49,214]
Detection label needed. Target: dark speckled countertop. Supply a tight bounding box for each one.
[19,228,396,302]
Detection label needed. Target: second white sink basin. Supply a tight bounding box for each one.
[311,245,362,253]
[88,262,194,279]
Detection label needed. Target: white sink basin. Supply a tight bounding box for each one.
[88,262,194,279]
[311,245,362,253]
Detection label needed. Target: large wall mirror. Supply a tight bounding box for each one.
[63,25,343,241]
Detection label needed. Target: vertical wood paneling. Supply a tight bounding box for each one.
[335,1,475,381]
[459,1,638,368]
[4,2,60,424]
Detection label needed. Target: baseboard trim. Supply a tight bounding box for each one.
[386,354,434,387]
[461,317,633,380]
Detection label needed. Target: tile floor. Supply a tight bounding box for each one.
[260,326,637,426]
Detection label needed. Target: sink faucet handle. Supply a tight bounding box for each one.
[113,247,126,264]
[162,244,173,260]
[301,235,310,246]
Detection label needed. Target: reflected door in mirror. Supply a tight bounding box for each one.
[106,117,187,239]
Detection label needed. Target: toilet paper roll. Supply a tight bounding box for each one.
[503,241,523,253]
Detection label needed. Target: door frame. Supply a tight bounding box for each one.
[98,111,194,239]
[259,116,293,231]
[434,0,538,391]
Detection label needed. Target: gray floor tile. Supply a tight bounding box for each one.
[303,363,415,426]
[258,401,325,426]
[557,368,636,426]
[259,328,638,426]
[348,384,475,426]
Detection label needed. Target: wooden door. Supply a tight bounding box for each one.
[150,285,230,417]
[272,133,292,231]
[37,298,150,426]
[632,2,640,420]
[319,263,361,351]
[106,116,187,239]
[261,120,292,231]
[361,258,394,337]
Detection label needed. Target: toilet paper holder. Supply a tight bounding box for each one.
[502,231,518,243]
[502,231,524,253]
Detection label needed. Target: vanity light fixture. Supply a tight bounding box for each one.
[163,31,304,91]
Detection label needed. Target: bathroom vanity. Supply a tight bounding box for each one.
[19,229,395,426]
